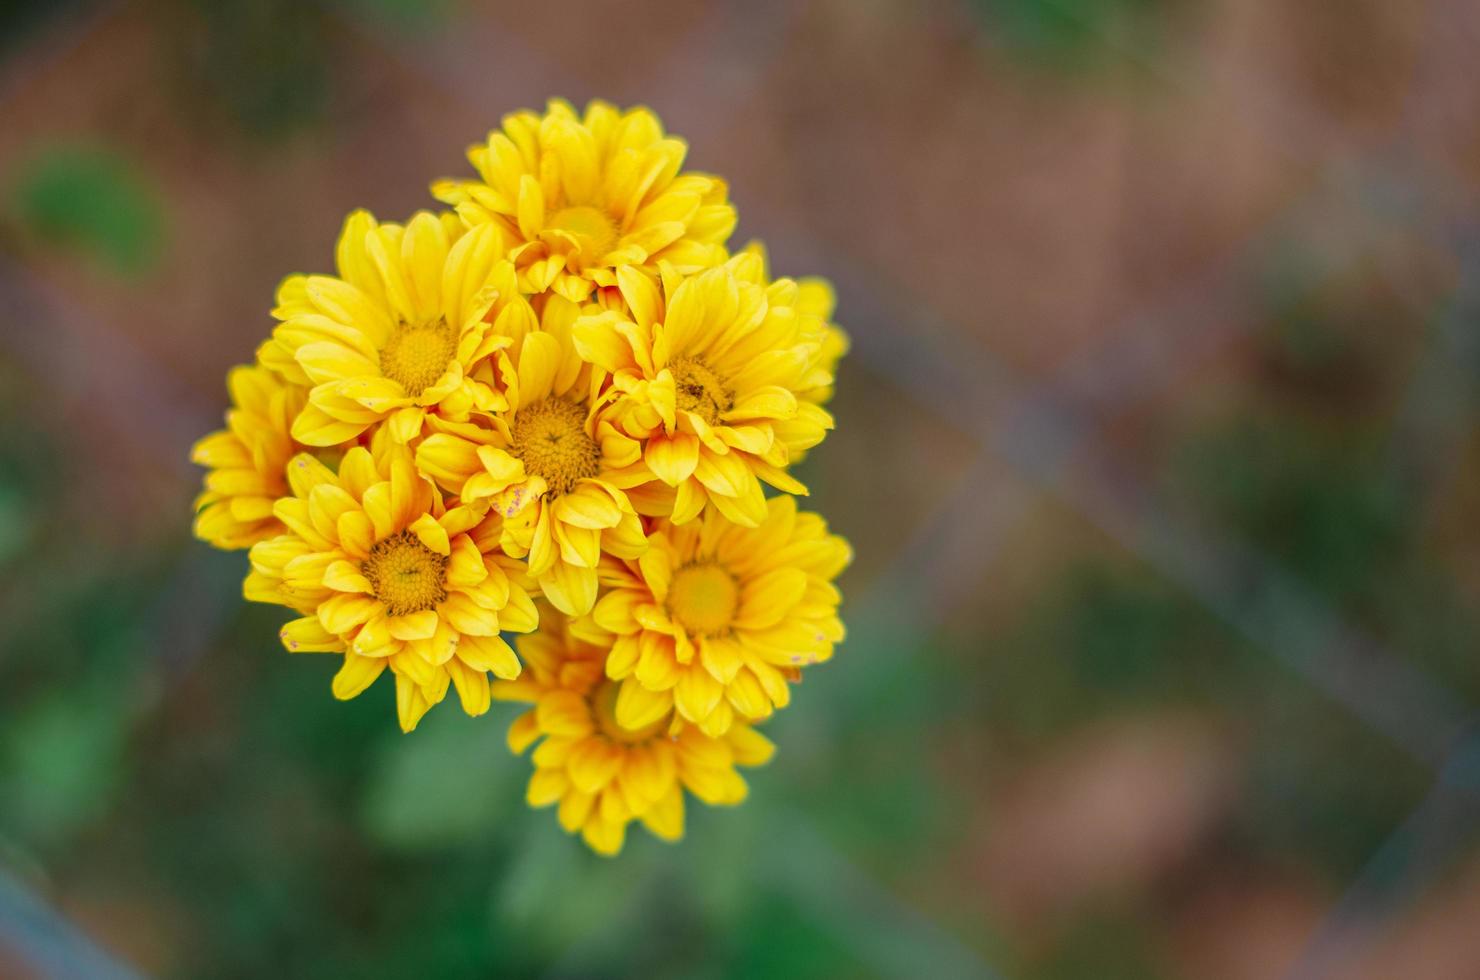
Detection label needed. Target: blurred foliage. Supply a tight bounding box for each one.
[1167,271,1480,706]
[1239,681,1426,880]
[1031,904,1168,980]
[335,0,461,32]
[785,639,949,877]
[968,0,1176,67]
[358,707,518,850]
[6,145,165,278]
[729,892,871,980]
[977,556,1428,881]
[0,0,92,55]
[976,564,1255,744]
[164,0,332,139]
[159,0,462,140]
[1175,412,1406,602]
[0,372,49,571]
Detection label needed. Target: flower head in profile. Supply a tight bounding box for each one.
[260,210,509,447]
[432,99,736,303]
[191,363,310,549]
[416,321,646,617]
[737,241,849,409]
[795,278,849,407]
[246,441,538,732]
[574,257,836,526]
[497,607,774,855]
[579,495,849,738]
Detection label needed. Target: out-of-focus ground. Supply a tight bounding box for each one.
[2,1,1479,977]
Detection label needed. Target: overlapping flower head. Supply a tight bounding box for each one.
[191,99,850,855]
[496,606,773,855]
[432,99,735,302]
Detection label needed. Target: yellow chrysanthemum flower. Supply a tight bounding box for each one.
[189,100,854,851]
[577,495,849,738]
[245,441,537,732]
[259,210,510,447]
[432,99,736,303]
[415,325,646,618]
[191,363,310,549]
[496,608,774,855]
[572,257,835,526]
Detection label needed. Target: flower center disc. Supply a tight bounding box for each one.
[380,319,457,397]
[361,529,448,616]
[670,357,732,426]
[592,680,667,743]
[547,205,618,260]
[510,397,600,496]
[667,562,739,636]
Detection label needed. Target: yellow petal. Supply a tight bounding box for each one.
[539,560,597,617]
[290,402,368,447]
[699,635,745,684]
[438,593,498,636]
[551,518,599,568]
[527,768,568,808]
[353,613,396,657]
[516,331,561,407]
[295,341,379,386]
[391,648,438,688]
[615,678,671,730]
[322,560,373,595]
[318,594,380,634]
[279,616,343,653]
[592,589,642,635]
[553,484,623,529]
[558,787,596,832]
[673,666,724,725]
[445,535,488,588]
[447,658,492,717]
[507,710,540,754]
[726,724,776,767]
[644,433,700,486]
[724,667,773,721]
[285,453,339,500]
[635,635,680,689]
[337,511,375,561]
[408,512,451,555]
[568,740,623,794]
[332,654,385,700]
[459,633,522,679]
[516,174,545,241]
[415,434,484,493]
[581,817,626,856]
[537,690,594,737]
[387,609,439,641]
[733,567,807,631]
[639,784,685,842]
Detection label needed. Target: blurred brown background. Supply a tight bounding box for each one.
[2,0,1480,978]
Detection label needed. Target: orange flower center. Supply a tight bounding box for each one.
[380,318,457,397]
[667,561,739,636]
[510,397,600,497]
[361,529,448,615]
[670,356,732,426]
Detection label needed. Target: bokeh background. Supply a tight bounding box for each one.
[3,0,1480,977]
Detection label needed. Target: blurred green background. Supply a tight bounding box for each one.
[2,0,1480,978]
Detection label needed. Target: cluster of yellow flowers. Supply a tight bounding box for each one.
[192,100,850,855]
